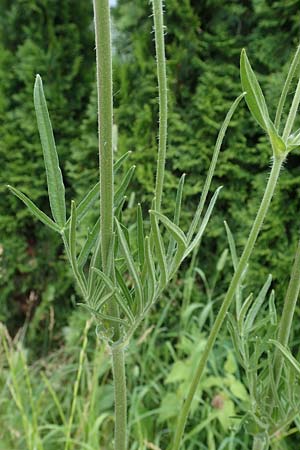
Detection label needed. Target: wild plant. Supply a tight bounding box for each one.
[7,1,300,449]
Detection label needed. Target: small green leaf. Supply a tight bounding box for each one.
[144,236,156,307]
[7,185,61,233]
[224,221,238,271]
[185,186,222,257]
[69,201,87,295]
[240,49,271,132]
[167,174,185,262]
[269,340,300,376]
[91,267,135,323]
[115,166,136,208]
[77,217,100,268]
[150,210,167,289]
[244,274,272,333]
[34,75,66,227]
[114,150,132,173]
[115,218,144,314]
[66,183,100,227]
[137,204,145,268]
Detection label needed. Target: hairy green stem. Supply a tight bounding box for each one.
[112,346,127,450]
[172,155,284,450]
[93,0,114,270]
[152,0,168,213]
[93,2,127,449]
[274,235,300,383]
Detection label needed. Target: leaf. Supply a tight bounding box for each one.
[114,150,132,173]
[151,210,187,278]
[237,293,253,332]
[91,267,135,324]
[144,236,156,307]
[269,340,300,376]
[185,186,222,257]
[34,75,66,227]
[115,267,133,308]
[240,49,271,132]
[7,185,61,233]
[69,201,87,295]
[187,93,246,243]
[150,210,167,289]
[244,274,272,332]
[115,165,136,208]
[79,302,128,326]
[115,218,144,314]
[137,204,145,268]
[224,221,238,271]
[77,217,100,268]
[66,183,100,227]
[167,174,185,262]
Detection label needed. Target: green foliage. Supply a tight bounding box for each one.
[0,0,94,340]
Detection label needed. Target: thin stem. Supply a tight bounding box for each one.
[275,45,300,131]
[172,156,284,450]
[93,0,114,270]
[282,72,300,141]
[274,235,300,384]
[112,346,127,450]
[152,0,168,213]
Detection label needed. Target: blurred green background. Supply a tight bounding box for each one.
[1,0,300,449]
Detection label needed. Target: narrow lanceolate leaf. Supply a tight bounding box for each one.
[116,267,133,308]
[69,201,86,295]
[114,150,132,173]
[34,75,66,227]
[237,293,253,332]
[224,221,238,271]
[137,204,145,268]
[77,217,100,268]
[167,174,185,261]
[7,185,61,233]
[115,165,136,208]
[115,218,144,314]
[151,210,187,278]
[150,210,167,289]
[269,340,300,376]
[66,183,100,228]
[78,303,128,326]
[240,49,270,132]
[144,236,156,306]
[185,186,222,257]
[244,274,272,333]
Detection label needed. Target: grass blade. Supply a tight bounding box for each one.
[7,185,61,233]
[34,75,66,227]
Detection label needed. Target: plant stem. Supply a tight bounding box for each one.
[93,3,127,450]
[112,346,127,450]
[274,235,300,384]
[93,0,114,270]
[152,0,168,213]
[172,155,284,450]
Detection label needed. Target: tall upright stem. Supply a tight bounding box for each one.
[152,0,168,213]
[172,155,284,450]
[93,2,127,449]
[93,0,113,270]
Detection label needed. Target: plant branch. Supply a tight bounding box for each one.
[172,155,284,450]
[152,0,168,213]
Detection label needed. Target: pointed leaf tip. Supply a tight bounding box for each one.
[240,49,271,132]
